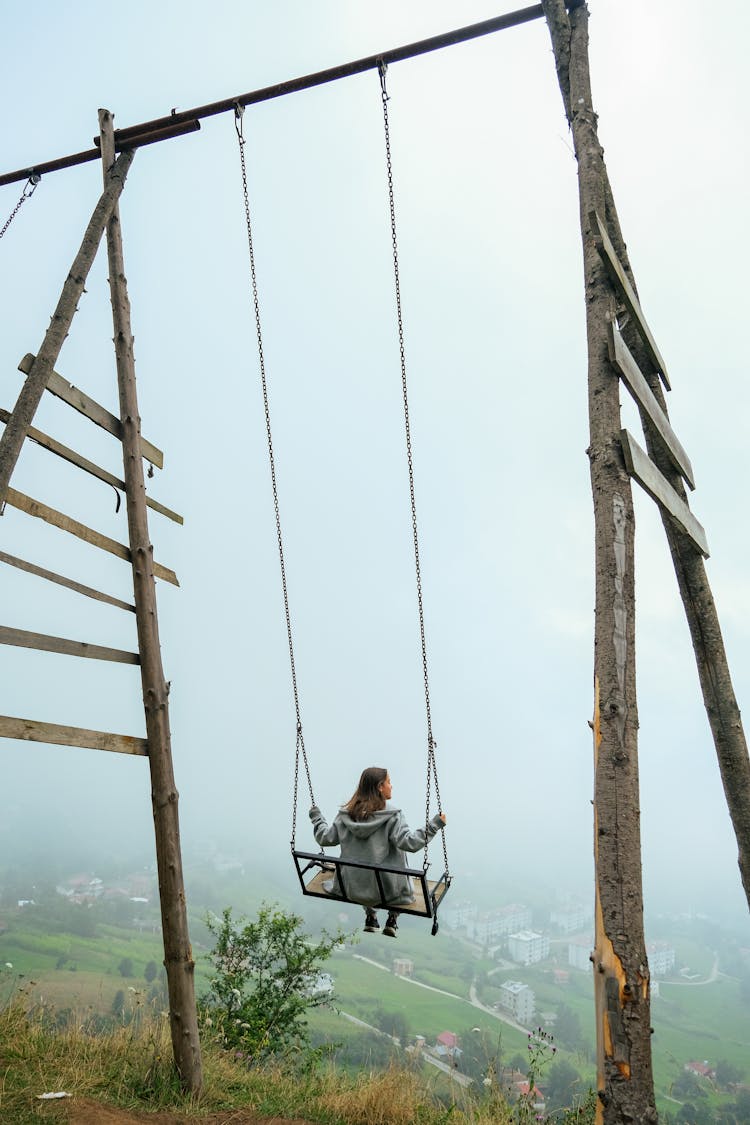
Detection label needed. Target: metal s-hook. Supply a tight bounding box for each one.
[378,58,389,101]
[234,102,245,142]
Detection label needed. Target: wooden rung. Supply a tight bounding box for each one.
[590,211,671,391]
[18,353,164,469]
[0,550,135,612]
[620,429,709,557]
[0,625,139,664]
[4,487,179,586]
[0,407,182,524]
[0,714,147,756]
[607,324,694,490]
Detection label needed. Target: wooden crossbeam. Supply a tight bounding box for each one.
[620,429,709,557]
[0,625,139,664]
[0,550,135,612]
[0,715,148,756]
[591,211,671,391]
[18,353,164,469]
[607,324,694,490]
[4,488,179,586]
[0,406,182,524]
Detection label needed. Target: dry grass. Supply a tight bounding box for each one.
[315,1064,514,1125]
[0,995,586,1124]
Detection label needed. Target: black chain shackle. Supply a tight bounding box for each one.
[234,105,315,846]
[0,174,40,241]
[378,61,450,883]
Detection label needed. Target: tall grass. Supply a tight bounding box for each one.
[0,994,592,1123]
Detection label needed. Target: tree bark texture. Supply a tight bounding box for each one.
[0,149,134,506]
[98,110,203,1094]
[541,4,657,1122]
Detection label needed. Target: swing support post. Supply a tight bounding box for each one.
[98,109,203,1095]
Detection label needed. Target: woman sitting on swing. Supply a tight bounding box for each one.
[309,766,447,938]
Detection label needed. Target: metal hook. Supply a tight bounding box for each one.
[234,102,245,142]
[378,58,389,101]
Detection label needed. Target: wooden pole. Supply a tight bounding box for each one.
[0,149,134,506]
[541,4,656,1122]
[98,108,202,1094]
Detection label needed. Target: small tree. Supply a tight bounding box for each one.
[112,989,126,1017]
[144,960,158,983]
[117,957,134,978]
[202,904,341,1059]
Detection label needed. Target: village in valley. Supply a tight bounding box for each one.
[2,845,749,1118]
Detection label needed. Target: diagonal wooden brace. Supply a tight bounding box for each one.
[0,147,135,506]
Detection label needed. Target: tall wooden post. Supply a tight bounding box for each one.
[98,109,202,1093]
[541,4,656,1122]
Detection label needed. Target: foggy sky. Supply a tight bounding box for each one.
[1,1,749,934]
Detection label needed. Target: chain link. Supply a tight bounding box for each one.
[0,174,40,241]
[234,107,315,846]
[378,62,449,880]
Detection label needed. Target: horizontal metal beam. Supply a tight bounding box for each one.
[0,120,200,188]
[0,2,584,188]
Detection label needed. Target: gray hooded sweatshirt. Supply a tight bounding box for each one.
[309,805,444,908]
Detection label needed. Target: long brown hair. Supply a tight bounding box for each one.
[344,766,388,822]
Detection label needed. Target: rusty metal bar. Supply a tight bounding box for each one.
[0,120,200,188]
[0,2,583,188]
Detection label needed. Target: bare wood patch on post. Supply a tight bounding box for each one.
[0,550,135,612]
[590,211,670,391]
[607,324,694,489]
[0,715,147,756]
[4,487,180,585]
[17,353,164,470]
[0,407,182,524]
[0,625,139,664]
[620,431,709,557]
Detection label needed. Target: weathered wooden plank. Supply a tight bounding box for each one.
[18,352,164,469]
[0,625,139,664]
[4,488,180,586]
[591,211,671,391]
[0,550,135,612]
[0,406,183,524]
[620,429,709,557]
[0,714,148,756]
[607,324,695,490]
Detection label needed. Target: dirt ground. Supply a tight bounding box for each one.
[55,1098,315,1125]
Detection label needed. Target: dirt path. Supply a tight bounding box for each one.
[55,1097,315,1124]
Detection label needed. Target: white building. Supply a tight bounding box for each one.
[498,980,535,1024]
[496,904,533,936]
[551,900,590,934]
[468,904,533,945]
[442,901,477,930]
[508,930,550,965]
[568,934,593,973]
[648,942,675,977]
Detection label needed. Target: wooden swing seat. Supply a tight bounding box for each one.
[292,848,450,919]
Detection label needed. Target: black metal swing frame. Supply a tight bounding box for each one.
[292,847,451,920]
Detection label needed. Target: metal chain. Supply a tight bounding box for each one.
[234,107,315,846]
[0,174,40,241]
[378,62,449,879]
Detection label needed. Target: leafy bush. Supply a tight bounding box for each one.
[201,903,341,1060]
